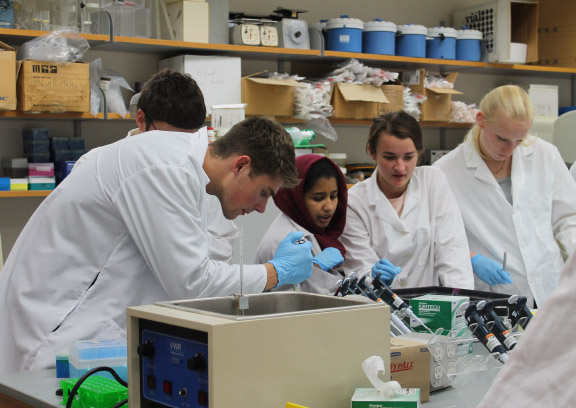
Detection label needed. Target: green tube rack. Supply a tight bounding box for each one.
[60,375,127,408]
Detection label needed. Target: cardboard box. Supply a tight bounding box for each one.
[405,69,462,122]
[160,55,241,116]
[538,0,576,34]
[390,337,431,402]
[378,84,404,116]
[529,84,558,117]
[351,388,420,408]
[165,1,209,43]
[0,41,16,111]
[242,76,305,117]
[331,83,390,120]
[17,60,90,113]
[453,0,538,63]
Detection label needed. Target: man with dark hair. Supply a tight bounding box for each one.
[0,69,313,375]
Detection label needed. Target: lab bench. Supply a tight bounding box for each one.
[0,366,500,408]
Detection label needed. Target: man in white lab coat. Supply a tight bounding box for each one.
[0,70,313,375]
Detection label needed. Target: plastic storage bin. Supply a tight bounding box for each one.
[456,29,483,61]
[326,16,364,53]
[363,19,396,55]
[396,24,427,58]
[69,339,128,381]
[427,27,457,59]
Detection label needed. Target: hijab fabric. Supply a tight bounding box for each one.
[273,154,348,258]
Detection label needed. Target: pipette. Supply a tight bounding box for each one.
[356,275,412,334]
[372,273,434,334]
[464,302,509,364]
[477,300,518,351]
[508,295,533,330]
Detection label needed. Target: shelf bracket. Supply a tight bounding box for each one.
[87,10,115,48]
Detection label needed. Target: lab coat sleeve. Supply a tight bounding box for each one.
[112,165,267,299]
[340,196,379,277]
[551,151,576,260]
[430,170,475,289]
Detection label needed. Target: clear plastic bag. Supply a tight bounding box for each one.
[19,30,90,63]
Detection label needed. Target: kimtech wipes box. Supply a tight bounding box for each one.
[409,294,469,336]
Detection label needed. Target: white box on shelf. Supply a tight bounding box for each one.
[529,84,559,117]
[211,104,246,136]
[159,55,241,116]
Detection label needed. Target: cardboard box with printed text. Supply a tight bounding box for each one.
[390,337,431,403]
[17,60,90,113]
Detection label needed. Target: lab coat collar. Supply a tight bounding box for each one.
[462,137,497,185]
[366,168,415,231]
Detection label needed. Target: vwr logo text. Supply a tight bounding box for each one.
[391,361,414,372]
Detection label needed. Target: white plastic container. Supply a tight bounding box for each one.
[69,338,128,381]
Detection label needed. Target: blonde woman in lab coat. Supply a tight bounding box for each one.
[340,111,474,289]
[434,85,576,307]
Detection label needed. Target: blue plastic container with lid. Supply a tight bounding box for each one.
[396,24,427,58]
[427,27,457,59]
[456,29,483,61]
[363,19,397,55]
[326,15,364,53]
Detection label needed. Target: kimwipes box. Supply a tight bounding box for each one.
[331,83,390,120]
[0,41,16,111]
[390,337,431,403]
[405,69,462,122]
[17,60,90,113]
[242,75,305,117]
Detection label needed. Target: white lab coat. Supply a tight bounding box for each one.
[75,128,239,262]
[254,213,343,295]
[477,249,576,408]
[570,161,576,182]
[0,129,265,375]
[340,166,474,289]
[434,135,576,307]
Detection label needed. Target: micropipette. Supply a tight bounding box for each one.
[508,295,533,330]
[465,302,509,364]
[477,300,518,351]
[373,274,434,334]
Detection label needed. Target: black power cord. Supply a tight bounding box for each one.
[64,366,128,408]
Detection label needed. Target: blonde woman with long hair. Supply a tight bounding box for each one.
[435,85,576,307]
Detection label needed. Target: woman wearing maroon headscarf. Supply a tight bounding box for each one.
[255,154,348,294]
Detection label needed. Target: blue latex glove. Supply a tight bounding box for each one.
[313,247,344,271]
[269,231,313,287]
[471,254,513,286]
[371,258,401,287]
